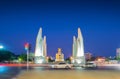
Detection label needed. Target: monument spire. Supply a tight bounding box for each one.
[37,27,42,39]
[78,28,82,39]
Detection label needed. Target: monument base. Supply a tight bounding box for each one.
[34,56,46,64]
[71,56,86,65]
[55,59,64,62]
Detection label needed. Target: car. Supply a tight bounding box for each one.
[82,62,97,68]
[50,62,72,69]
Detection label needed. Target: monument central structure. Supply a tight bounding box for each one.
[55,48,64,62]
[34,28,47,63]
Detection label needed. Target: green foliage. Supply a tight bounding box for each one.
[29,53,34,62]
[105,58,109,61]
[0,50,16,62]
[65,57,71,63]
[18,53,27,62]
[116,57,120,60]
[48,57,54,62]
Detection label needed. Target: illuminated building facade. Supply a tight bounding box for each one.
[116,48,120,59]
[85,52,92,60]
[34,28,47,63]
[95,57,106,64]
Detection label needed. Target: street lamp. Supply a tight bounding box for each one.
[0,45,4,49]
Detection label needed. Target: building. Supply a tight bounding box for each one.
[116,48,120,59]
[72,28,85,64]
[85,52,92,60]
[95,57,106,64]
[34,28,47,63]
[55,48,64,62]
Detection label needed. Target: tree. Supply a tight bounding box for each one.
[116,57,120,61]
[0,50,16,62]
[90,56,96,61]
[65,57,71,63]
[48,57,54,62]
[29,52,34,62]
[18,53,27,62]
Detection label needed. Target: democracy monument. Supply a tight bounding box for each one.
[34,27,85,65]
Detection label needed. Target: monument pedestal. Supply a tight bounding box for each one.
[71,56,85,65]
[34,56,46,64]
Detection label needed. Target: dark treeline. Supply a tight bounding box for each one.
[0,50,17,62]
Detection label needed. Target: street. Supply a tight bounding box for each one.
[15,67,120,79]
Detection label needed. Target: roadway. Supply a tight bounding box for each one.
[15,67,120,79]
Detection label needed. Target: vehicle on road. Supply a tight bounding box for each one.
[50,62,72,69]
[82,62,97,68]
[73,61,96,68]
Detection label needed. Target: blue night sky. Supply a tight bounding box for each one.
[0,0,120,58]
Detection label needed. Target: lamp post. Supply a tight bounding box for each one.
[0,45,4,49]
[24,43,30,70]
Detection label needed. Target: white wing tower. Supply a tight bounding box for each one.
[72,28,85,64]
[34,28,47,63]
